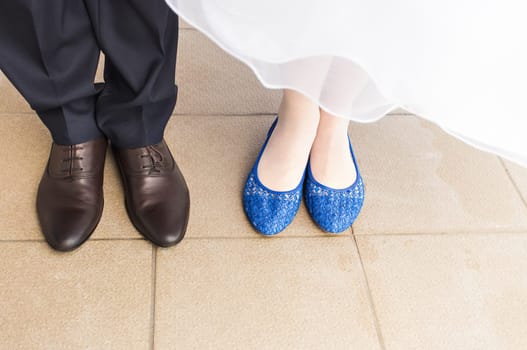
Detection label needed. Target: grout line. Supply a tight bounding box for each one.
[173,112,278,117]
[173,112,412,117]
[498,156,527,210]
[0,235,350,244]
[149,246,158,350]
[88,237,144,241]
[90,237,144,241]
[3,229,527,244]
[0,239,44,243]
[0,111,411,118]
[0,112,277,117]
[350,230,386,350]
[0,112,37,116]
[352,230,527,236]
[183,234,351,240]
[0,237,145,244]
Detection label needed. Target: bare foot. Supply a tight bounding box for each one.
[257,90,319,191]
[309,108,357,189]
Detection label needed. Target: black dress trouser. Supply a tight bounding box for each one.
[0,0,178,148]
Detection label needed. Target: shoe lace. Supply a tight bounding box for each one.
[61,146,85,174]
[140,145,164,173]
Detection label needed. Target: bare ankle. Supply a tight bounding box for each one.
[317,108,349,138]
[278,90,320,134]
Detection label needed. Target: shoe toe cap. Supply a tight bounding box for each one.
[39,207,100,252]
[45,234,88,252]
[243,188,302,235]
[305,179,365,233]
[135,200,190,247]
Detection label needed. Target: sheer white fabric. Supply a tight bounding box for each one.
[165,0,527,166]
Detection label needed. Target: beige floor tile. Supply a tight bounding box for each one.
[175,30,281,115]
[0,115,47,239]
[0,115,141,241]
[0,72,31,114]
[0,114,328,241]
[0,240,153,350]
[95,54,105,82]
[503,159,527,204]
[154,237,381,350]
[165,115,335,238]
[350,115,527,234]
[356,234,527,350]
[4,113,525,240]
[180,19,193,29]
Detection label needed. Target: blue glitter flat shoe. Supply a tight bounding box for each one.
[243,118,305,236]
[304,137,365,234]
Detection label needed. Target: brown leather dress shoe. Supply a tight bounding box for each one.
[37,138,107,252]
[113,140,190,247]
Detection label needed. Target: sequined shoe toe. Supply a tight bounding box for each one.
[304,137,364,233]
[243,118,305,236]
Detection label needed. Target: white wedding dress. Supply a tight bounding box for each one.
[165,0,527,166]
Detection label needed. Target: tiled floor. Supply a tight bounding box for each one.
[2,24,527,350]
